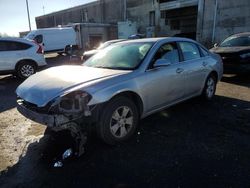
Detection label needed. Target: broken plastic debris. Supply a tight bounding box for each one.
[232,104,237,107]
[62,148,73,160]
[54,161,63,168]
[137,132,141,135]
[53,148,74,168]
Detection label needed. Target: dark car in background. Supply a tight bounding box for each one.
[210,32,250,73]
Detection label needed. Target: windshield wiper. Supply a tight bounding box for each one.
[94,66,116,69]
[85,65,133,70]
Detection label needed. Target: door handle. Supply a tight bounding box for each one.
[203,61,208,66]
[176,68,184,74]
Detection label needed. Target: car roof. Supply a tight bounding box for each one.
[116,37,197,44]
[230,32,250,37]
[105,39,127,43]
[0,37,35,45]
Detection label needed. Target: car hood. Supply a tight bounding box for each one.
[16,65,130,107]
[83,49,98,56]
[210,46,250,54]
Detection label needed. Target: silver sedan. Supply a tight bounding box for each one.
[16,37,223,145]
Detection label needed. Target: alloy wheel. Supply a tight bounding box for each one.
[109,106,134,138]
[20,64,35,77]
[206,77,215,99]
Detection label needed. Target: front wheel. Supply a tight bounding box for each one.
[98,96,139,145]
[202,74,217,100]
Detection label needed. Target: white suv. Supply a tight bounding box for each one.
[0,37,47,79]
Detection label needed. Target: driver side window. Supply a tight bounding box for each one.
[152,42,180,66]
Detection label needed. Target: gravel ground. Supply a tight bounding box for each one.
[0,54,249,188]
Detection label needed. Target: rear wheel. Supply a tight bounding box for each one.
[202,74,217,100]
[65,45,71,56]
[98,96,139,145]
[17,61,36,79]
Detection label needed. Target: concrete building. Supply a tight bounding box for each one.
[35,0,126,49]
[36,0,126,28]
[126,0,199,39]
[126,0,250,47]
[196,0,250,46]
[35,0,250,47]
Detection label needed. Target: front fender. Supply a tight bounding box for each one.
[87,79,143,106]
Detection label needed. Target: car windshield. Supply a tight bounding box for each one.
[25,32,35,40]
[97,41,112,50]
[84,42,153,70]
[220,35,250,47]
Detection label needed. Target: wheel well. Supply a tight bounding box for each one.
[111,91,144,117]
[65,45,70,51]
[15,59,37,71]
[210,71,218,83]
[65,45,79,54]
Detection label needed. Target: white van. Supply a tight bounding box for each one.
[25,27,77,54]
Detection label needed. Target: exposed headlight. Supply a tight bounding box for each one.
[50,91,92,115]
[240,52,250,59]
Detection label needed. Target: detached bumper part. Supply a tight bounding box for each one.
[17,104,71,127]
[17,92,92,127]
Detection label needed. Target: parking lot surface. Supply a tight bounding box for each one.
[0,54,250,187]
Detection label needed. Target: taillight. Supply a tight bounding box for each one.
[36,44,44,54]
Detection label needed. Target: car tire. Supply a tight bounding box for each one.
[202,73,217,100]
[98,96,139,145]
[17,61,36,79]
[65,45,71,56]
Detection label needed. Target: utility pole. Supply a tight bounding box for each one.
[212,0,218,44]
[25,0,31,31]
[124,0,127,21]
[43,5,45,15]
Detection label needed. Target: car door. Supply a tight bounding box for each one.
[0,41,17,71]
[142,42,187,113]
[178,41,208,97]
[0,41,31,71]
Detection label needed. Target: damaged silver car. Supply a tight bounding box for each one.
[16,38,223,146]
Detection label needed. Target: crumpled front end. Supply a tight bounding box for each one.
[16,90,93,127]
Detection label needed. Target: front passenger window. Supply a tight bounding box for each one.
[152,42,180,65]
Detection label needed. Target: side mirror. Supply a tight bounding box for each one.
[154,59,171,68]
[214,43,218,48]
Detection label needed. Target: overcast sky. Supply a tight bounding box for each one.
[0,0,96,36]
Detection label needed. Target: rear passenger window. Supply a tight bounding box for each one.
[0,41,7,51]
[17,42,32,50]
[0,41,31,51]
[179,42,201,61]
